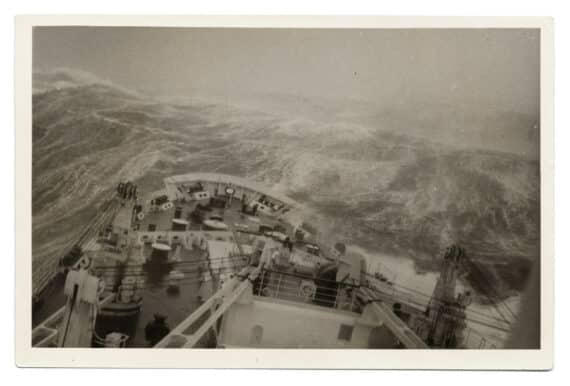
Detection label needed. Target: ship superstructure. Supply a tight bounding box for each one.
[32,173,512,349]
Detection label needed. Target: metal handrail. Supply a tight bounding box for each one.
[254,269,363,313]
[32,292,115,347]
[33,195,121,298]
[154,266,261,348]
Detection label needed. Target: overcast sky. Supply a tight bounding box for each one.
[33,27,539,115]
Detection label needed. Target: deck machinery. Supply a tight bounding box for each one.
[32,173,509,349]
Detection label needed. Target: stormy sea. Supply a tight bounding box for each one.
[32,69,540,337]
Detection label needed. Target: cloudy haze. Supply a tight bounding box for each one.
[33,27,540,157]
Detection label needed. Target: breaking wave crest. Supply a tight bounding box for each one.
[32,69,540,300]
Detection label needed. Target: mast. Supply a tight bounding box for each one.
[426,244,470,348]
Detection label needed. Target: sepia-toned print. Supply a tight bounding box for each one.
[28,24,544,356]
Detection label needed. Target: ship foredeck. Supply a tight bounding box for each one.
[34,173,389,349]
[89,174,334,347]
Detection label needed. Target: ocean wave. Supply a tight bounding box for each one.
[32,70,540,300]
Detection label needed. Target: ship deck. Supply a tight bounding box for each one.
[119,192,332,346]
[33,175,355,348]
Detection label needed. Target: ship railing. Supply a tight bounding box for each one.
[366,280,513,334]
[254,269,364,314]
[32,292,115,348]
[365,283,437,317]
[32,193,122,299]
[154,264,428,349]
[32,254,61,299]
[154,266,261,348]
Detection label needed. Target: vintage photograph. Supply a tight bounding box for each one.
[28,24,543,353]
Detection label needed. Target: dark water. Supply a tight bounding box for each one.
[32,70,540,306]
